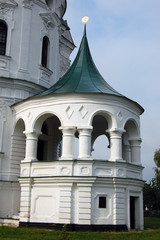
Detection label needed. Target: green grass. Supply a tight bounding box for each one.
[144,217,160,229]
[0,228,160,240]
[0,218,160,240]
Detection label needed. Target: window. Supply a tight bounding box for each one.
[99,196,107,208]
[0,21,7,55]
[41,36,49,68]
[37,116,62,161]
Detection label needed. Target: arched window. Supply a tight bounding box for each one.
[91,115,110,160]
[92,135,110,160]
[10,119,26,177]
[122,119,140,164]
[41,36,49,68]
[37,116,62,161]
[0,21,7,55]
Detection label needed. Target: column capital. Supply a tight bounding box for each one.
[107,128,126,135]
[23,130,42,138]
[59,126,76,133]
[77,126,93,138]
[77,126,93,131]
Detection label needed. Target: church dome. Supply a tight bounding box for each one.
[36,24,144,114]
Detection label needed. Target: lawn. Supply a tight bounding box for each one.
[144,217,160,229]
[0,218,160,240]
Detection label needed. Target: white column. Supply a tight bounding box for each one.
[122,144,131,163]
[22,131,41,162]
[108,128,125,162]
[77,127,93,160]
[59,126,76,160]
[129,138,142,165]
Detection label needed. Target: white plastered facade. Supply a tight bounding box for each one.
[0,0,75,225]
[12,93,144,230]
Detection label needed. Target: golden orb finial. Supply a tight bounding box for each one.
[81,16,89,24]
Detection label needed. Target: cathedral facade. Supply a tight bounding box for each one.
[0,0,144,230]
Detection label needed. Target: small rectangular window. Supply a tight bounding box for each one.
[99,196,106,208]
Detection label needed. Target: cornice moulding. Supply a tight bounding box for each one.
[0,0,18,8]
[33,0,47,9]
[39,12,58,29]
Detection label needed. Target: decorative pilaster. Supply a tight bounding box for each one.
[139,191,144,230]
[58,183,73,224]
[77,127,93,160]
[77,183,93,225]
[19,178,32,223]
[129,138,142,165]
[113,187,125,225]
[17,1,33,78]
[0,152,4,176]
[59,127,76,160]
[0,103,7,152]
[22,131,41,162]
[108,128,125,162]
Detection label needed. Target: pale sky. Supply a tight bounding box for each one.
[64,0,160,182]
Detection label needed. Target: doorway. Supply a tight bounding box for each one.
[130,196,137,229]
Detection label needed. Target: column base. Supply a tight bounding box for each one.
[77,157,93,161]
[59,157,74,161]
[21,158,38,163]
[109,158,125,162]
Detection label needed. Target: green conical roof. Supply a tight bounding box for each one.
[37,25,123,96]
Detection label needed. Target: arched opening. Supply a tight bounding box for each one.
[0,21,7,55]
[37,115,62,161]
[91,115,110,160]
[92,135,110,160]
[124,120,139,139]
[122,119,140,164]
[10,119,26,178]
[41,36,50,68]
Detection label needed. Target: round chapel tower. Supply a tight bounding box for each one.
[13,24,145,230]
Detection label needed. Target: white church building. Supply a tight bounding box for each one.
[0,0,144,231]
